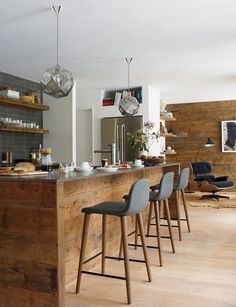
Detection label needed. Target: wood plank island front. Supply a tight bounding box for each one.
[0,163,179,307]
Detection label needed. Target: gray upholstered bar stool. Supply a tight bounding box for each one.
[122,172,175,267]
[76,178,151,305]
[149,167,191,241]
[146,172,175,267]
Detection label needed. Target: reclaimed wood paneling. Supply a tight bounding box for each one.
[0,181,61,307]
[165,100,236,190]
[0,284,57,307]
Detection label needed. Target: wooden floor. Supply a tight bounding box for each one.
[65,204,236,307]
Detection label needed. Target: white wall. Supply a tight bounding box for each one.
[76,88,101,165]
[43,90,75,163]
[145,86,161,155]
[162,82,236,105]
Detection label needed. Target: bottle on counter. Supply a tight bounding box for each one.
[30,147,37,164]
[41,147,53,172]
[36,144,42,164]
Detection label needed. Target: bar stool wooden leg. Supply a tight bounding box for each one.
[154,201,163,266]
[76,213,91,294]
[159,199,163,217]
[119,232,123,259]
[120,216,131,305]
[176,190,182,241]
[181,189,191,232]
[134,216,138,249]
[102,214,107,274]
[118,215,137,258]
[136,213,152,282]
[146,201,154,236]
[164,199,175,254]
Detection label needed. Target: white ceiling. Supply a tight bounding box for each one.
[2,0,236,103]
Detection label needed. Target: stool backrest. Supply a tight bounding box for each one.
[125,178,150,215]
[176,167,190,190]
[157,172,174,200]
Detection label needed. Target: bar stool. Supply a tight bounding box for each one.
[149,167,191,241]
[173,167,191,240]
[122,172,175,267]
[146,172,175,266]
[76,178,151,305]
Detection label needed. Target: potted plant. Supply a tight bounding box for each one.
[128,121,159,152]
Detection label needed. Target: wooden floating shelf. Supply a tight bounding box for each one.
[160,133,177,137]
[0,96,49,111]
[160,114,176,121]
[0,126,49,134]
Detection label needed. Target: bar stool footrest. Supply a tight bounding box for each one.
[105,255,146,263]
[145,234,171,239]
[160,224,179,228]
[128,243,159,249]
[150,222,179,228]
[83,252,102,265]
[81,270,126,280]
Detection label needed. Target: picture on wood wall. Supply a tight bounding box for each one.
[221,120,236,152]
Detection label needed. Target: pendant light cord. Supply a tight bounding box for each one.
[56,11,59,66]
[52,6,62,67]
[125,57,133,91]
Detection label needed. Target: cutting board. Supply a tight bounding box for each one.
[0,171,48,176]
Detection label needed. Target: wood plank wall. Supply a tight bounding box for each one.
[0,181,62,307]
[165,100,236,190]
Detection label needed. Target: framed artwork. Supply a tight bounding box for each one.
[221,120,236,152]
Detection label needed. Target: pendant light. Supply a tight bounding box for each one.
[41,6,74,98]
[118,58,140,116]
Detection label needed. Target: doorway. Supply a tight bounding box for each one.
[76,109,93,165]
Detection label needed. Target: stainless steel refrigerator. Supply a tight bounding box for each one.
[100,115,143,163]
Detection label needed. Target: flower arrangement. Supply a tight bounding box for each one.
[127,121,159,153]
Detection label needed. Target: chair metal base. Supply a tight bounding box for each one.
[201,194,230,201]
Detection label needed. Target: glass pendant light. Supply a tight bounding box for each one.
[118,58,140,116]
[41,6,74,98]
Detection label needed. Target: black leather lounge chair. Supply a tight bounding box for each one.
[191,162,234,200]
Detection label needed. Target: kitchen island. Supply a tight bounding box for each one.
[0,163,179,307]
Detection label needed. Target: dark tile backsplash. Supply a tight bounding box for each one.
[0,71,44,162]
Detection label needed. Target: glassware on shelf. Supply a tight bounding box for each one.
[0,117,40,129]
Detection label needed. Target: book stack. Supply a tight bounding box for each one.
[102,98,114,106]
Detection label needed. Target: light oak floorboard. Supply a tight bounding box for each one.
[66,205,236,307]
